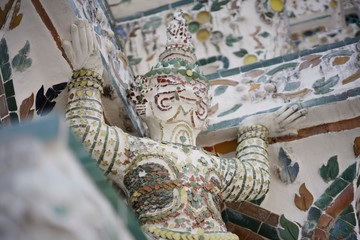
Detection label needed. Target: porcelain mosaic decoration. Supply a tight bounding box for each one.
[114,0,359,76]
[0,0,142,135]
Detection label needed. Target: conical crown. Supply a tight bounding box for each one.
[143,9,207,84]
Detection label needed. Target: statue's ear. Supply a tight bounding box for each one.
[126,75,150,116]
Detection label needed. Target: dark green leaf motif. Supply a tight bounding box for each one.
[278,215,300,240]
[128,55,142,65]
[12,40,32,72]
[319,155,339,182]
[210,0,231,11]
[217,104,242,117]
[214,85,228,96]
[0,38,11,82]
[226,34,243,47]
[233,48,248,57]
[35,82,67,116]
[259,31,270,38]
[312,75,339,95]
[192,2,204,11]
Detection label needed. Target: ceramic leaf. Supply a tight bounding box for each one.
[294,183,313,211]
[19,93,35,122]
[275,147,299,184]
[319,155,339,182]
[278,214,300,240]
[35,82,67,116]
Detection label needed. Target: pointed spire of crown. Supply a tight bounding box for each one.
[159,9,196,63]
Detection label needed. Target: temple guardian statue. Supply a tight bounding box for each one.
[63,10,306,240]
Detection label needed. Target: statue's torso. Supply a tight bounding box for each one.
[122,136,228,235]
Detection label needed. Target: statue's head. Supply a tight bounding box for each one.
[128,9,209,132]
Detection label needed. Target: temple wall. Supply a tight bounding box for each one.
[0,0,144,135]
[114,0,360,75]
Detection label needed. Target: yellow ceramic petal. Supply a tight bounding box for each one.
[243,54,258,65]
[330,0,338,9]
[196,29,211,42]
[196,11,211,24]
[86,90,93,97]
[270,0,284,12]
[183,13,191,23]
[76,90,83,97]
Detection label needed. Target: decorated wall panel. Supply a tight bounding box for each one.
[0,0,144,135]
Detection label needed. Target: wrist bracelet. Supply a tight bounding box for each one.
[238,124,269,136]
[238,124,269,142]
[68,69,104,93]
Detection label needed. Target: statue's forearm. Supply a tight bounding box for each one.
[222,125,270,202]
[65,70,128,176]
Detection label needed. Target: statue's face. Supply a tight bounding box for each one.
[141,75,209,130]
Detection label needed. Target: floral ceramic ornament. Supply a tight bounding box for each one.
[256,0,284,24]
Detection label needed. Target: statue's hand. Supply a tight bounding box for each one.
[240,104,307,137]
[62,19,103,75]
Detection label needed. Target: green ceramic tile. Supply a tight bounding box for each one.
[314,194,333,210]
[325,178,348,198]
[208,56,217,64]
[1,62,11,82]
[226,208,262,232]
[344,37,360,45]
[302,220,316,235]
[221,209,229,223]
[339,205,356,226]
[327,41,346,50]
[4,79,15,96]
[205,72,220,80]
[307,207,321,222]
[340,163,356,182]
[6,96,17,111]
[282,52,299,62]
[171,0,194,8]
[268,56,283,65]
[144,5,169,16]
[299,48,317,57]
[258,223,280,240]
[240,63,260,73]
[329,219,354,238]
[198,58,207,66]
[313,44,330,53]
[220,68,240,77]
[9,112,19,124]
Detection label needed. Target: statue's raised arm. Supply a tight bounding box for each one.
[220,104,307,203]
[63,19,134,185]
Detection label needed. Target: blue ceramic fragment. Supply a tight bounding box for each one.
[276,147,299,184]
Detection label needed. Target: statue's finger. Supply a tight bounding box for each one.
[71,23,82,59]
[275,104,289,117]
[281,109,306,126]
[85,21,94,53]
[75,19,88,54]
[62,40,75,63]
[277,104,298,122]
